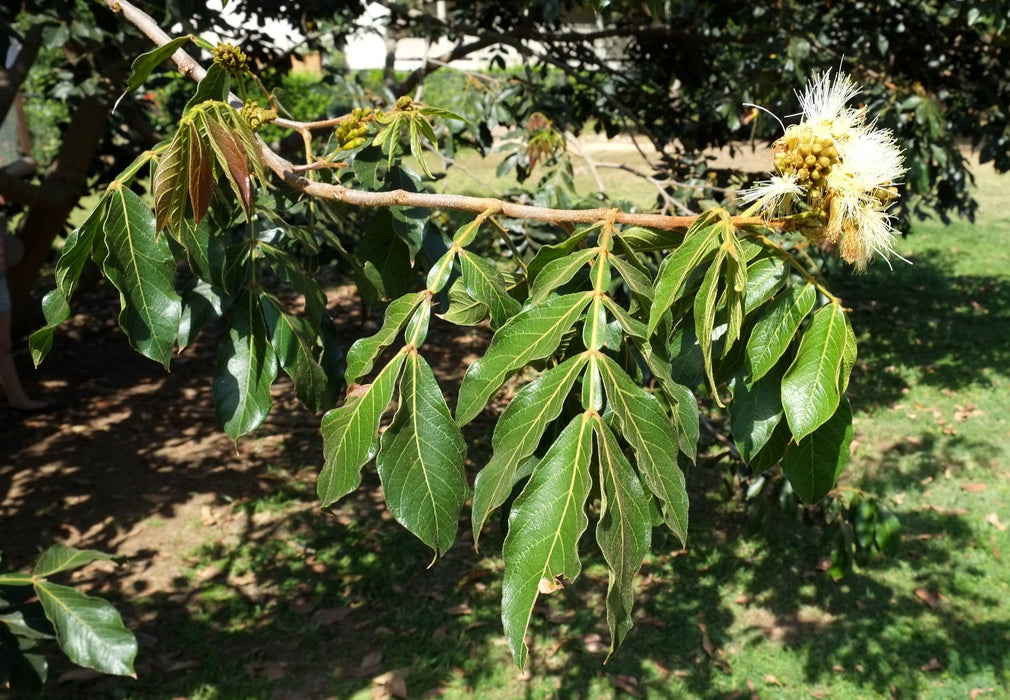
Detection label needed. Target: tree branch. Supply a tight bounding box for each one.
[105,0,778,235]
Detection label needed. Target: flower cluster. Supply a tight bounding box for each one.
[239,100,277,132]
[740,72,906,270]
[212,43,249,76]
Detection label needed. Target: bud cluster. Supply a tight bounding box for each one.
[212,43,249,76]
[240,100,277,132]
[773,132,839,202]
[334,107,374,151]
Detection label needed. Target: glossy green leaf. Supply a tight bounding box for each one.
[723,233,748,355]
[781,303,847,441]
[56,195,106,299]
[839,312,857,394]
[648,213,723,333]
[616,225,685,252]
[609,253,654,303]
[743,255,789,314]
[528,247,596,304]
[472,353,589,542]
[525,226,592,283]
[212,291,278,440]
[694,243,727,395]
[355,210,413,305]
[440,279,487,326]
[502,412,593,669]
[377,352,468,557]
[745,283,816,382]
[345,291,425,383]
[592,415,651,658]
[458,249,522,328]
[456,292,593,426]
[177,278,228,349]
[318,352,405,507]
[729,365,785,463]
[34,581,137,677]
[122,35,191,94]
[663,378,700,462]
[28,289,70,366]
[101,185,181,368]
[261,294,335,413]
[184,63,231,111]
[32,545,117,578]
[598,354,688,544]
[781,398,853,503]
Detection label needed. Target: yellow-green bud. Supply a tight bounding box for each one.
[212,43,250,76]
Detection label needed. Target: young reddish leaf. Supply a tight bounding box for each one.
[188,122,213,226]
[151,125,189,234]
[202,114,251,212]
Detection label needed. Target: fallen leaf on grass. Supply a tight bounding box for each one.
[358,650,383,676]
[986,513,1007,532]
[763,673,783,686]
[372,670,408,700]
[311,607,352,626]
[920,657,942,671]
[583,632,608,654]
[962,483,988,493]
[914,588,942,609]
[444,603,472,615]
[608,674,643,697]
[971,688,996,699]
[244,660,288,680]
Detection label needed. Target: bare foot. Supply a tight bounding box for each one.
[9,398,49,412]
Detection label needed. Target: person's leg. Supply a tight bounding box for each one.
[0,277,45,411]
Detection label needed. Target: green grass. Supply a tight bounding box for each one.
[41,163,1010,700]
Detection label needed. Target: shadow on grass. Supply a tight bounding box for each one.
[833,250,1010,410]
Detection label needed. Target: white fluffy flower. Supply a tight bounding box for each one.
[743,71,906,270]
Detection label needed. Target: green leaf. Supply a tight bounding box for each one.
[609,253,654,304]
[458,250,522,328]
[592,415,651,658]
[502,412,593,669]
[694,243,727,396]
[456,292,593,426]
[212,291,278,440]
[261,294,336,413]
[598,355,688,544]
[440,279,486,326]
[376,352,468,557]
[34,581,136,677]
[663,378,700,462]
[781,303,847,441]
[745,283,816,382]
[345,291,425,383]
[781,398,853,503]
[616,225,684,252]
[184,63,231,112]
[355,209,414,304]
[123,35,191,94]
[177,277,229,349]
[528,247,596,304]
[743,255,789,314]
[318,352,406,507]
[28,289,70,366]
[838,312,857,394]
[56,195,106,299]
[648,214,723,333]
[874,507,901,556]
[729,365,785,463]
[472,353,589,542]
[101,185,182,368]
[32,545,117,578]
[525,226,592,283]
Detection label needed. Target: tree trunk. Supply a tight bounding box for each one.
[6,94,112,311]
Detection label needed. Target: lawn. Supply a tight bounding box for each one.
[7,151,1009,699]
